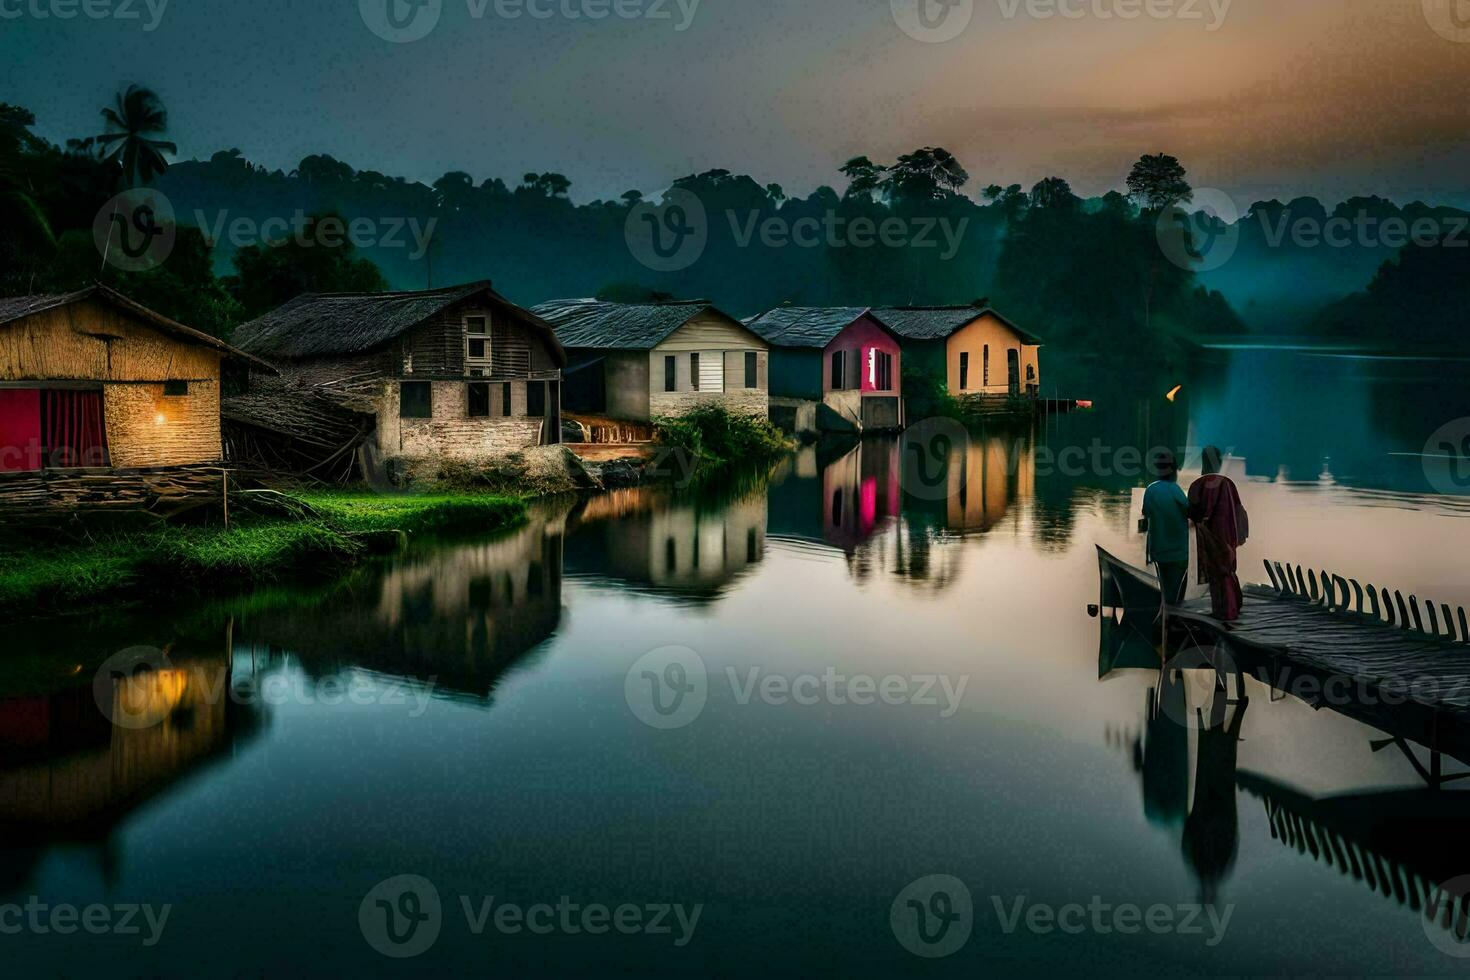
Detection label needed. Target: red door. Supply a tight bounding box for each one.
[0,389,42,472]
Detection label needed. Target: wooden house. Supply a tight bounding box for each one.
[531,299,769,423]
[875,305,1043,402]
[746,307,903,435]
[0,284,270,517]
[229,281,566,474]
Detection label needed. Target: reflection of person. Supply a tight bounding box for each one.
[1181,689,1247,904]
[1188,447,1249,621]
[1142,450,1190,604]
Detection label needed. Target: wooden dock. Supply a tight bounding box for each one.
[1097,548,1470,722]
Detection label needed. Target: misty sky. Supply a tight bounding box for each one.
[4,0,1469,207]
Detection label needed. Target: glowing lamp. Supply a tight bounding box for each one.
[1165,385,1183,402]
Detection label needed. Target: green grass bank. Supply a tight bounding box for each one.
[0,491,527,619]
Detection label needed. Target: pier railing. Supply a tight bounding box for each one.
[1263,560,1470,645]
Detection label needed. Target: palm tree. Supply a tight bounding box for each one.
[95,85,176,188]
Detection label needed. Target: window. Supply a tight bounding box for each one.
[400,381,432,418]
[831,350,845,390]
[468,383,490,418]
[959,352,970,391]
[875,351,894,392]
[664,355,677,392]
[745,351,758,389]
[163,380,189,397]
[502,382,514,417]
[690,353,700,392]
[465,316,491,375]
[0,388,109,471]
[527,381,546,418]
[983,345,990,387]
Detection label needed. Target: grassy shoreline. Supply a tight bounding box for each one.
[0,491,528,619]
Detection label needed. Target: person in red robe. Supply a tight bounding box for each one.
[1188,446,1249,622]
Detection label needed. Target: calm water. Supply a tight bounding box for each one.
[4,351,1470,976]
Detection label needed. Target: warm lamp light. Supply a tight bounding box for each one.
[154,412,167,425]
[1165,385,1183,402]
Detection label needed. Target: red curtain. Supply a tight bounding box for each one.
[41,390,109,468]
[0,389,42,472]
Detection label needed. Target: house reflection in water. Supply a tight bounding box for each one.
[236,504,569,702]
[564,486,768,603]
[0,621,259,891]
[767,431,1039,589]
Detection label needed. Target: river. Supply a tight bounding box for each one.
[3,350,1469,975]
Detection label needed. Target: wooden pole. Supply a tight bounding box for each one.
[222,469,229,530]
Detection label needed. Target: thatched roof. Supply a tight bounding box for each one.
[532,298,757,350]
[233,280,565,364]
[0,283,276,371]
[745,307,898,349]
[874,305,1044,345]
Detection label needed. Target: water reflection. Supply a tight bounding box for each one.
[235,504,569,701]
[564,485,768,603]
[0,619,261,891]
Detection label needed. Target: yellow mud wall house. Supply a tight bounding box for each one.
[0,285,268,516]
[875,305,1043,400]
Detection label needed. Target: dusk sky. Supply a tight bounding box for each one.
[6,0,1470,207]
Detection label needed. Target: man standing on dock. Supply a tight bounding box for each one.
[1189,446,1249,622]
[1142,450,1191,605]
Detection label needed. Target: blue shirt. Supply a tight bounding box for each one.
[1143,479,1190,564]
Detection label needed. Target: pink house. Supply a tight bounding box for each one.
[747,307,904,434]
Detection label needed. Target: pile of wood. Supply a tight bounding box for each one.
[0,465,226,521]
[222,375,375,485]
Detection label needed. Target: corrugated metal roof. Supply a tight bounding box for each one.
[875,305,1044,345]
[745,307,881,348]
[233,280,565,365]
[531,299,737,350]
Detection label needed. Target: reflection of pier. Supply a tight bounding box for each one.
[565,486,767,603]
[1238,772,1470,942]
[236,506,568,700]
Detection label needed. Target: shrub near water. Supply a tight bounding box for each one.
[653,405,793,475]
